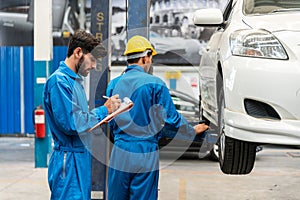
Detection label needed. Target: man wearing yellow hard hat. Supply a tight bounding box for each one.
[106,35,208,200]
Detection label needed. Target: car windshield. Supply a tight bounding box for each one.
[244,0,300,15]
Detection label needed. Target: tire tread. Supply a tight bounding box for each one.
[220,136,257,175]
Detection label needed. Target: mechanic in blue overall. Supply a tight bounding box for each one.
[106,35,209,200]
[43,30,121,200]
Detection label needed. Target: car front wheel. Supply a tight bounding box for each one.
[218,86,257,174]
[219,132,257,174]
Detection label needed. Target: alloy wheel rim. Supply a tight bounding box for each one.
[219,97,225,163]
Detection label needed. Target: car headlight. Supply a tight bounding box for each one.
[230,29,288,60]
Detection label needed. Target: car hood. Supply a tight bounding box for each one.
[244,13,300,32]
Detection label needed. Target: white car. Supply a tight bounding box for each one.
[193,0,300,174]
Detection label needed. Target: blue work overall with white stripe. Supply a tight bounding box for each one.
[106,35,196,200]
[43,61,108,200]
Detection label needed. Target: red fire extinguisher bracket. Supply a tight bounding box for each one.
[34,108,46,138]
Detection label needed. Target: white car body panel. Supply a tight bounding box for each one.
[244,14,300,32]
[198,0,300,144]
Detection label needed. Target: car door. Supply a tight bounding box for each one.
[199,30,223,125]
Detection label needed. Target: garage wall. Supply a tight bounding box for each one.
[0,46,67,135]
[0,47,21,134]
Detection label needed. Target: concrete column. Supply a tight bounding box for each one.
[34,0,53,168]
[90,0,112,199]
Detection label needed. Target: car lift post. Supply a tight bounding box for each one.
[90,0,112,199]
[127,0,151,39]
[127,0,152,73]
[89,0,150,199]
[34,0,53,168]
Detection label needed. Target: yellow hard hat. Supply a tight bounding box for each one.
[123,35,157,57]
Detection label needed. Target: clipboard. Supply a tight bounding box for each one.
[88,97,134,132]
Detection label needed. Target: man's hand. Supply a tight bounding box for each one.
[104,94,121,114]
[193,123,209,135]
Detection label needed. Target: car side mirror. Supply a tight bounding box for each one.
[193,8,224,27]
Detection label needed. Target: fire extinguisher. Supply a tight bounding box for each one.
[34,105,46,138]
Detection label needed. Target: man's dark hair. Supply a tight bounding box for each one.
[126,50,153,64]
[127,57,140,64]
[67,30,107,58]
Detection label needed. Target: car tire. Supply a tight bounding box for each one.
[219,134,257,174]
[218,86,257,174]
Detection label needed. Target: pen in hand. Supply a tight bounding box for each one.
[103,95,122,113]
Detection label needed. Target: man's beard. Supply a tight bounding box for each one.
[75,56,85,75]
[145,64,153,74]
[147,65,153,75]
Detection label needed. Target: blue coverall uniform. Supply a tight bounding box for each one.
[106,65,196,200]
[43,61,108,200]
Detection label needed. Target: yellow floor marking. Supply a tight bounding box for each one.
[178,178,186,200]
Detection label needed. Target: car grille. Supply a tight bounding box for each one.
[244,99,281,120]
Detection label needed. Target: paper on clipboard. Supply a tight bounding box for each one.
[88,97,134,132]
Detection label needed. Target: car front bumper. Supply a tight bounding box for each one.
[224,109,300,145]
[222,55,300,145]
